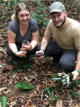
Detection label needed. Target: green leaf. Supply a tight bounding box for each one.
[8,1,11,7]
[44,20,49,27]
[72,90,78,97]
[1,96,7,107]
[53,97,60,100]
[34,1,42,7]
[13,0,17,5]
[15,81,34,90]
[20,0,24,2]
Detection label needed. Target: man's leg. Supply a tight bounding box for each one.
[59,49,77,73]
[45,40,62,65]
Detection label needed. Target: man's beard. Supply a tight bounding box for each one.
[54,16,66,28]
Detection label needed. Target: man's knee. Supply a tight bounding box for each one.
[59,58,74,70]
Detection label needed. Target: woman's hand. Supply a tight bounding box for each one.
[21,41,32,51]
[16,50,27,57]
[72,70,79,80]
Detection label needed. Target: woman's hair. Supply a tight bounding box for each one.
[11,3,30,22]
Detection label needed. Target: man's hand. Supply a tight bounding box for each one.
[36,50,44,58]
[72,70,79,80]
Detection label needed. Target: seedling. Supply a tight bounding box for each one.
[15,81,34,90]
[1,96,7,107]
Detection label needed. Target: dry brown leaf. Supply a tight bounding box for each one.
[8,101,16,107]
[0,87,7,91]
[30,90,37,98]
[24,76,31,82]
[3,65,13,72]
[71,104,80,107]
[0,102,1,107]
[43,101,49,106]
[56,99,63,107]
[36,85,45,95]
[0,47,4,52]
[47,79,57,87]
[25,99,35,107]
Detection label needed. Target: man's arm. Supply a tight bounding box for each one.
[40,35,50,51]
[36,35,50,57]
[72,48,80,80]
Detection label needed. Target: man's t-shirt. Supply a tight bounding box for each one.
[44,17,80,49]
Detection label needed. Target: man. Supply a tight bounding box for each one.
[36,1,80,80]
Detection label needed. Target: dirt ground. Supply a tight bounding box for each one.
[0,0,80,107]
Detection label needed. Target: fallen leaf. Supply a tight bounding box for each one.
[3,65,13,72]
[24,76,31,82]
[8,101,16,107]
[0,47,4,52]
[0,87,7,91]
[43,101,49,106]
[0,102,1,107]
[36,85,45,95]
[73,104,80,107]
[25,99,35,107]
[30,90,37,98]
[0,65,3,68]
[56,99,63,107]
[4,89,11,94]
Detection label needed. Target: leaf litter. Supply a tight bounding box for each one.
[0,0,80,107]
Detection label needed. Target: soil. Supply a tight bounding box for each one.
[0,0,80,107]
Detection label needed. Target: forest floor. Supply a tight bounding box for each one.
[0,0,80,107]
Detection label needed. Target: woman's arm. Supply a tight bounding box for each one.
[8,30,26,57]
[8,29,18,54]
[31,30,39,49]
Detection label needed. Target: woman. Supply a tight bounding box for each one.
[6,3,39,65]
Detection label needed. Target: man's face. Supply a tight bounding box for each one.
[51,11,67,28]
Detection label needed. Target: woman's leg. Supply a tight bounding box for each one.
[6,42,22,64]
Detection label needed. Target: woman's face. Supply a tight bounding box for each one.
[18,10,30,25]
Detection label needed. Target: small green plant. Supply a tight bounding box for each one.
[42,72,80,100]
[1,0,25,7]
[1,96,7,107]
[71,90,78,97]
[31,0,49,29]
[10,58,34,74]
[51,72,71,86]
[15,81,34,90]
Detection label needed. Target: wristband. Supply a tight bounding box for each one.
[14,51,18,55]
[75,70,80,73]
